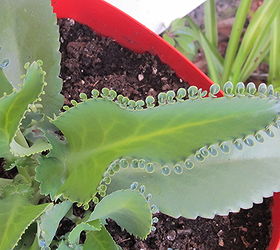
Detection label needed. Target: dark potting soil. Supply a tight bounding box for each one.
[58,19,188,105]
[57,18,272,249]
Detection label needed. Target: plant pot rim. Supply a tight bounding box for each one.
[51,0,280,249]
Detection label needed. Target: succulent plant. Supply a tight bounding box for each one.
[1,0,280,249]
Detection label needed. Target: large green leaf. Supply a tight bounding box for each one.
[88,190,152,239]
[0,0,63,115]
[0,194,49,250]
[36,86,280,204]
[108,126,280,219]
[83,226,120,250]
[0,61,45,158]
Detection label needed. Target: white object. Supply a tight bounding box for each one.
[105,0,207,34]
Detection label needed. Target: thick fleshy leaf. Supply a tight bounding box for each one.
[88,190,152,239]
[57,241,82,250]
[10,138,52,157]
[14,223,39,250]
[83,226,120,250]
[36,88,280,203]
[0,0,63,115]
[0,194,49,250]
[108,126,280,219]
[0,178,12,189]
[38,201,72,247]
[0,61,45,158]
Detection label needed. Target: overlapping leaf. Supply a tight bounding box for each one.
[38,201,72,247]
[83,226,120,250]
[0,61,45,158]
[0,194,49,250]
[0,0,63,115]
[36,89,280,204]
[108,126,280,219]
[88,190,152,239]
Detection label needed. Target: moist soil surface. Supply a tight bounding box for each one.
[57,18,272,250]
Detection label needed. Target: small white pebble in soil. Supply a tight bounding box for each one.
[166,230,176,241]
[152,67,158,74]
[68,18,75,26]
[217,230,223,237]
[218,238,224,247]
[138,73,144,81]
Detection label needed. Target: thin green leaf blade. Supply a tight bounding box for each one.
[186,17,223,82]
[204,0,218,47]
[231,0,280,83]
[269,11,280,88]
[222,0,252,83]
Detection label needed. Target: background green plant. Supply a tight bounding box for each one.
[163,0,280,87]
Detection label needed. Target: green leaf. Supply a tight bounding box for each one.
[204,0,218,47]
[231,0,280,83]
[14,223,39,250]
[10,138,52,157]
[36,133,68,200]
[0,61,45,158]
[222,0,252,84]
[239,27,270,82]
[162,34,175,47]
[36,89,280,203]
[0,194,49,250]
[57,241,83,250]
[0,0,63,115]
[0,177,12,189]
[83,226,120,250]
[0,69,12,97]
[0,48,13,96]
[175,38,197,60]
[88,190,152,239]
[68,220,101,245]
[108,126,280,218]
[269,11,280,88]
[186,17,223,82]
[38,201,72,247]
